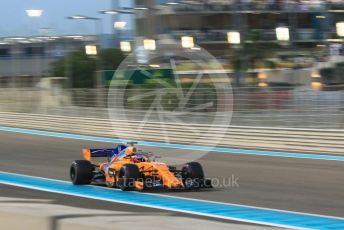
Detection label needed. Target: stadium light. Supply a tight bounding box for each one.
[8,37,26,40]
[181,36,194,48]
[149,64,160,68]
[134,7,148,10]
[100,9,134,15]
[101,10,118,14]
[258,72,267,80]
[114,21,127,29]
[143,39,156,51]
[26,9,43,17]
[258,82,268,87]
[276,27,290,41]
[336,22,344,37]
[67,15,99,20]
[85,45,98,56]
[227,31,241,44]
[311,81,322,91]
[120,41,131,52]
[70,15,87,19]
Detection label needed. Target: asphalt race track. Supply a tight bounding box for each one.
[0,130,344,226]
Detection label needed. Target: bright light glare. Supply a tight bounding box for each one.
[258,82,268,87]
[26,9,43,17]
[276,27,290,41]
[312,70,321,78]
[312,82,322,91]
[114,21,127,29]
[258,72,267,79]
[135,7,148,10]
[104,10,117,14]
[227,31,241,44]
[71,15,87,19]
[181,36,194,48]
[19,40,32,44]
[120,41,131,52]
[149,64,160,68]
[336,22,344,37]
[143,39,156,51]
[85,45,97,56]
[8,37,26,40]
[65,35,84,39]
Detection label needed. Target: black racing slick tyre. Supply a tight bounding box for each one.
[117,164,140,191]
[70,160,93,185]
[182,162,204,189]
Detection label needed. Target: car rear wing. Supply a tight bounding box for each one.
[83,144,127,161]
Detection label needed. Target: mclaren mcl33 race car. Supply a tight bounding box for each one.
[70,142,212,191]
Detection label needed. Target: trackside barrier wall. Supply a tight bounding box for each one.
[0,112,343,154]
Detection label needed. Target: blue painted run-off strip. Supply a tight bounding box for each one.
[1,126,344,162]
[1,172,344,229]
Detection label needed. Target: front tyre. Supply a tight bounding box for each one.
[117,164,140,191]
[70,160,93,185]
[182,162,204,189]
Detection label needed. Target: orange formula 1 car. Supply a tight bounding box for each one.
[70,142,212,191]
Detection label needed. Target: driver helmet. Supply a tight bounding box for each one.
[133,154,145,162]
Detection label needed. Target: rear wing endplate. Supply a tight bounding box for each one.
[83,144,127,161]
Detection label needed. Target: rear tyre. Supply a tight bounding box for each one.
[117,164,140,191]
[182,162,204,189]
[70,160,93,185]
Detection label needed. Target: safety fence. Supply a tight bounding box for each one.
[0,87,344,128]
